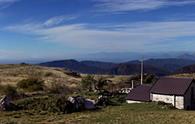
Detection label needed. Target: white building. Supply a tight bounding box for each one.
[127,77,195,109]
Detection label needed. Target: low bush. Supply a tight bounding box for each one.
[81,75,96,91]
[66,71,81,78]
[44,72,54,77]
[15,95,69,113]
[0,85,17,97]
[156,101,175,109]
[48,82,71,94]
[17,78,45,92]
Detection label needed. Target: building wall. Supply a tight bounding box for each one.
[175,96,184,109]
[151,94,175,105]
[126,100,142,104]
[127,82,195,109]
[184,82,195,109]
[151,94,184,109]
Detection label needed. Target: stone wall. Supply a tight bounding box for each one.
[151,94,184,109]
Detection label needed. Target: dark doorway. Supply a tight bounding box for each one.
[191,87,194,107]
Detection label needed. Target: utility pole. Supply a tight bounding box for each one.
[141,59,143,85]
[131,80,134,89]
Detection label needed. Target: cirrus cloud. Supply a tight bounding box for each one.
[0,0,19,8]
[4,20,195,52]
[44,15,79,27]
[93,0,195,12]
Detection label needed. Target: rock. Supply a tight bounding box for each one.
[67,96,85,112]
[57,99,74,114]
[67,96,75,103]
[84,99,96,110]
[96,95,109,107]
[0,96,11,111]
[74,96,85,111]
[67,96,96,111]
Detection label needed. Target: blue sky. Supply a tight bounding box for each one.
[1,0,195,61]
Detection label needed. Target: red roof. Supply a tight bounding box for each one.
[151,77,194,95]
[126,85,152,102]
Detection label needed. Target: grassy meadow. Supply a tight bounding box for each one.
[1,64,195,124]
[1,103,195,124]
[0,64,81,88]
[0,64,131,90]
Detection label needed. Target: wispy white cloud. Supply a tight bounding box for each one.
[0,0,18,3]
[0,0,19,8]
[93,0,195,12]
[4,21,195,52]
[44,15,78,27]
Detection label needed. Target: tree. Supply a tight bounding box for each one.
[96,77,108,91]
[144,74,158,84]
[130,74,158,84]
[81,75,96,92]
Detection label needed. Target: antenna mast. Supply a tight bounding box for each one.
[141,59,144,85]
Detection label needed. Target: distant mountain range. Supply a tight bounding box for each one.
[2,51,195,64]
[77,52,195,62]
[39,58,195,76]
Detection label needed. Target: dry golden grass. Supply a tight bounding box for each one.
[0,64,130,90]
[170,73,195,79]
[0,64,81,89]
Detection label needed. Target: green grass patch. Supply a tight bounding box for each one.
[1,103,195,124]
[17,78,44,92]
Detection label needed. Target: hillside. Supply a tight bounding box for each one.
[110,63,169,76]
[80,60,116,70]
[78,51,195,62]
[39,59,108,74]
[0,64,132,90]
[144,58,195,72]
[176,64,195,74]
[0,64,81,88]
[39,58,195,76]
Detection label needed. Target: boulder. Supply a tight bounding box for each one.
[67,96,96,111]
[96,95,109,107]
[67,96,85,112]
[0,96,11,111]
[84,99,96,110]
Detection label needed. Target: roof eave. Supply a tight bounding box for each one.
[151,92,184,96]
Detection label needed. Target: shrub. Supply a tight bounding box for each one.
[15,95,69,113]
[17,78,45,92]
[156,101,175,109]
[48,82,71,94]
[66,71,81,78]
[96,77,108,91]
[2,85,17,97]
[81,75,96,91]
[0,84,17,98]
[44,72,53,77]
[144,74,158,84]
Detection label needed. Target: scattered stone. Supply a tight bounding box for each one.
[85,99,96,110]
[0,96,12,111]
[67,96,96,112]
